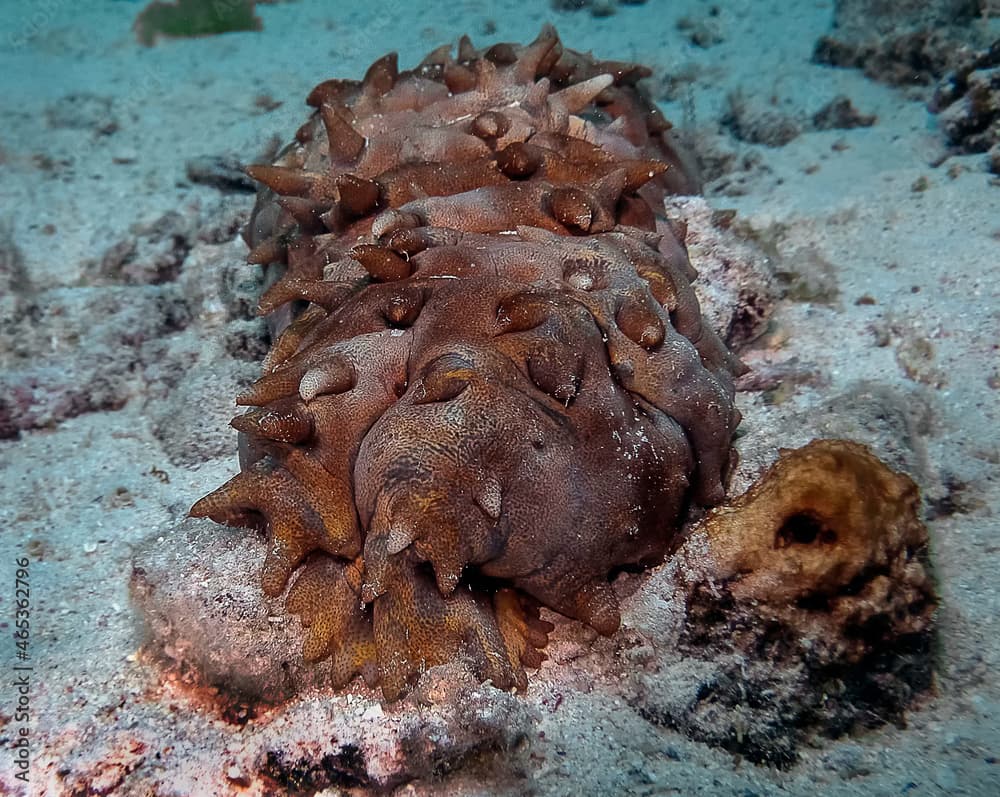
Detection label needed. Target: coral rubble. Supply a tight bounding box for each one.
[931,40,1000,174]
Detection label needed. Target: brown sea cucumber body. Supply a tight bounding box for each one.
[191,26,743,700]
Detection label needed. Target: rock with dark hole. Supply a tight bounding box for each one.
[631,439,937,766]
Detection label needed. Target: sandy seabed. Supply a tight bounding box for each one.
[0,1,998,795]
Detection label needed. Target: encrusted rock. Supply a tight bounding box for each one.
[624,439,936,766]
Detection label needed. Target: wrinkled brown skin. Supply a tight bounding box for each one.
[191,25,743,700]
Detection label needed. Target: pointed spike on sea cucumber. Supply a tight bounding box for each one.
[296,280,356,313]
[343,558,365,594]
[370,209,421,241]
[473,475,503,520]
[519,612,555,650]
[496,141,542,178]
[351,244,412,283]
[550,187,594,232]
[291,560,373,668]
[528,347,583,405]
[598,59,652,86]
[286,561,368,662]
[301,615,336,663]
[633,266,676,309]
[237,363,310,406]
[275,449,362,559]
[188,469,261,524]
[616,296,666,350]
[383,286,425,328]
[359,500,398,602]
[573,581,621,636]
[385,228,431,257]
[267,504,333,592]
[552,73,614,114]
[193,462,322,598]
[413,356,474,404]
[277,196,328,233]
[515,23,561,82]
[419,42,453,68]
[603,116,628,139]
[245,164,317,198]
[319,103,366,161]
[230,403,314,444]
[532,24,561,53]
[306,78,361,108]
[318,205,346,233]
[261,305,327,374]
[385,522,417,555]
[472,58,501,94]
[362,52,399,98]
[335,173,381,217]
[457,34,476,62]
[387,226,462,256]
[595,167,628,208]
[495,291,550,334]
[260,538,306,598]
[523,77,551,115]
[621,159,669,192]
[538,25,564,76]
[443,62,477,94]
[429,549,464,596]
[285,562,324,618]
[258,276,353,315]
[360,549,387,605]
[299,355,356,402]
[483,42,517,65]
[294,120,315,144]
[471,111,510,141]
[246,236,287,266]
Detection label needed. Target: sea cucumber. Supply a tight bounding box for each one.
[190,25,743,700]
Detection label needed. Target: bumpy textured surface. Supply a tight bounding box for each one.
[191,26,742,700]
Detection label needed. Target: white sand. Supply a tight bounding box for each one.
[1,1,998,795]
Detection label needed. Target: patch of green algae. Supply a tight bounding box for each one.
[135,0,262,46]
